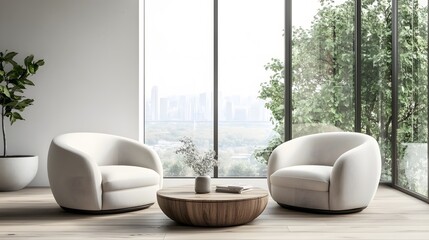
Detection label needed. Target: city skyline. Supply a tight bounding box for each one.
[146,86,271,122]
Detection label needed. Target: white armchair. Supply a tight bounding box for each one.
[48,132,163,213]
[268,132,381,213]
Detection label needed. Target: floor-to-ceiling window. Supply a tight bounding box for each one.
[361,0,393,182]
[291,0,355,138]
[144,0,214,176]
[287,0,428,199]
[218,0,284,177]
[396,0,428,197]
[144,0,283,177]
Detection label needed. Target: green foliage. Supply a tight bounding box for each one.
[291,0,355,131]
[164,160,189,176]
[253,59,284,164]
[254,0,428,193]
[0,51,44,156]
[227,162,257,177]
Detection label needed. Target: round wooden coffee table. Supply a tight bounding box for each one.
[157,185,268,227]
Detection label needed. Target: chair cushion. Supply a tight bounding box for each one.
[270,165,332,192]
[99,165,160,192]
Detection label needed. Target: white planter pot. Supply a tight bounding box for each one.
[0,155,38,191]
[195,175,211,194]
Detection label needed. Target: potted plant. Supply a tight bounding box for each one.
[176,137,217,193]
[0,51,44,191]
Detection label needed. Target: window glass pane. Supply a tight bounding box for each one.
[361,0,393,182]
[292,0,355,138]
[218,0,284,177]
[397,0,428,196]
[144,0,213,177]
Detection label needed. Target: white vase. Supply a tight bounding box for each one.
[195,175,211,194]
[0,155,38,191]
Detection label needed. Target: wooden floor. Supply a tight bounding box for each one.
[1,180,429,239]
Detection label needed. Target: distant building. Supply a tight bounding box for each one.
[151,86,159,121]
[234,108,247,121]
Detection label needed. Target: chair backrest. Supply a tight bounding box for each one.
[295,132,372,166]
[54,132,120,166]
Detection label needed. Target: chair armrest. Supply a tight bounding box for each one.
[47,139,102,211]
[117,138,163,188]
[267,138,310,193]
[330,140,381,210]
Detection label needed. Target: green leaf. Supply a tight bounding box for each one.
[16,99,33,110]
[14,112,24,120]
[24,55,34,67]
[36,59,45,66]
[11,87,24,93]
[28,64,35,74]
[6,70,19,79]
[0,86,11,98]
[4,52,18,60]
[10,112,24,125]
[22,79,35,86]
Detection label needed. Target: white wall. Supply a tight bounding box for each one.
[0,0,139,186]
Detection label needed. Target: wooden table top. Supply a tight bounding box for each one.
[157,185,268,202]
